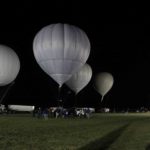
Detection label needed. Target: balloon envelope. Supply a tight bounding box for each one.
[66,64,92,94]
[0,45,20,86]
[95,72,114,99]
[33,23,90,87]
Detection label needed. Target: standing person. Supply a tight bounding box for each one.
[32,108,36,117]
[55,108,60,119]
[37,107,42,118]
[85,108,91,119]
[43,108,49,120]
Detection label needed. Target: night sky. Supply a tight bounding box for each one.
[0,3,149,109]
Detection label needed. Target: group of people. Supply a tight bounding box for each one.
[33,107,49,119]
[33,107,93,119]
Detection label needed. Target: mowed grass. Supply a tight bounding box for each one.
[1,113,150,150]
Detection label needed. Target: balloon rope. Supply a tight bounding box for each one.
[101,95,104,102]
[74,93,78,108]
[58,85,62,107]
[0,81,15,104]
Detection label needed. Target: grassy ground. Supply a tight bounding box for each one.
[0,113,150,150]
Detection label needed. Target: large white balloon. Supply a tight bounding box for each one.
[66,64,92,94]
[0,45,20,86]
[33,23,90,87]
[95,72,114,101]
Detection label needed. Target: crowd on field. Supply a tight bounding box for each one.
[33,107,95,119]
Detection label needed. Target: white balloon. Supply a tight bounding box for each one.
[33,23,90,87]
[95,72,114,101]
[0,45,20,86]
[66,64,92,94]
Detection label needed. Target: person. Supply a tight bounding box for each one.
[55,108,60,118]
[85,108,91,119]
[32,108,36,117]
[43,108,49,120]
[37,107,42,118]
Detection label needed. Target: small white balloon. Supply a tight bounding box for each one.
[66,63,92,94]
[0,45,20,86]
[95,72,114,101]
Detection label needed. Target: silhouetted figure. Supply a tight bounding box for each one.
[43,108,49,120]
[37,107,42,118]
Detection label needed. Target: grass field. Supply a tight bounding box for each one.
[1,113,150,150]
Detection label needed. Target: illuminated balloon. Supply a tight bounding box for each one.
[33,23,90,87]
[66,64,92,94]
[0,45,20,86]
[95,72,114,101]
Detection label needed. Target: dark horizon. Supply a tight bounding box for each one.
[0,3,150,109]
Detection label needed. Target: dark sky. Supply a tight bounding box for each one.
[0,2,149,109]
